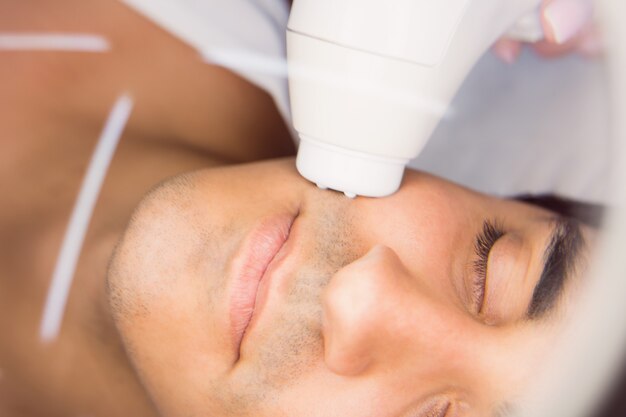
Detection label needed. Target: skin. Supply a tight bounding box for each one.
[0,1,292,416]
[108,159,593,417]
[1,1,594,416]
[494,0,601,63]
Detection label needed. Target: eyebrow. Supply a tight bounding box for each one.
[527,217,586,319]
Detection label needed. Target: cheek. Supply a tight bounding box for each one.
[274,370,412,417]
[354,190,473,291]
[496,324,562,395]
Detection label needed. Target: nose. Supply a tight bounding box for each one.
[321,245,457,377]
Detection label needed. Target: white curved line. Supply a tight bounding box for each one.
[40,94,133,343]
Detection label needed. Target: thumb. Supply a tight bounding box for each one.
[542,0,593,44]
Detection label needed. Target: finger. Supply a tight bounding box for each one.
[542,0,593,44]
[531,35,580,57]
[531,22,602,58]
[493,38,523,64]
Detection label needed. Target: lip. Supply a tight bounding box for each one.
[229,214,296,358]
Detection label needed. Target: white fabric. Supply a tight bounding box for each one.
[412,49,611,204]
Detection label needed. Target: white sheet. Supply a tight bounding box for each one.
[412,49,611,204]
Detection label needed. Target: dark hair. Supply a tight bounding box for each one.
[519,195,626,417]
[593,357,626,417]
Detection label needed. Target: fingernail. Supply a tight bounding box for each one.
[543,0,592,44]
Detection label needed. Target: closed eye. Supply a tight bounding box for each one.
[471,220,505,314]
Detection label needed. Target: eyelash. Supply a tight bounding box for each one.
[472,220,505,314]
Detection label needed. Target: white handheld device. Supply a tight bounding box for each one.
[287,0,545,197]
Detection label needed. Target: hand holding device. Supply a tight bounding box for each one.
[494,0,599,63]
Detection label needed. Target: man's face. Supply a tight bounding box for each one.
[108,159,590,417]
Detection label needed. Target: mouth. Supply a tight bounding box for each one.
[229,213,297,359]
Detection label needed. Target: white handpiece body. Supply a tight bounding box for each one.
[287,0,544,197]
